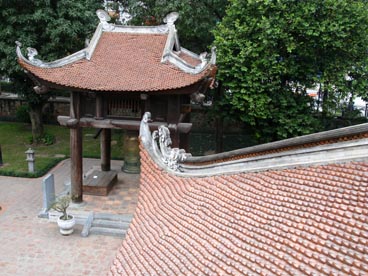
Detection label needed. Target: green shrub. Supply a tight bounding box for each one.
[15,105,31,123]
[0,81,14,92]
[29,133,56,145]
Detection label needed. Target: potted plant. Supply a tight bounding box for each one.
[51,195,75,235]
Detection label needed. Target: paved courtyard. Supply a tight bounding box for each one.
[0,158,140,275]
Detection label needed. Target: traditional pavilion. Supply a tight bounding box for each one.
[16,10,216,203]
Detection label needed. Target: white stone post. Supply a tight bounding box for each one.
[25,148,35,173]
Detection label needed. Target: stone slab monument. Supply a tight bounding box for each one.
[38,174,55,218]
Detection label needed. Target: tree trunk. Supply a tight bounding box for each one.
[321,88,329,119]
[29,104,44,143]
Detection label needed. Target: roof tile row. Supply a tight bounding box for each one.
[109,145,368,275]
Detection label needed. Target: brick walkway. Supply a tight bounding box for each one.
[0,158,139,276]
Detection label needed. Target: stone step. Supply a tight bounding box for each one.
[92,219,130,229]
[81,212,133,237]
[89,226,127,237]
[94,213,134,222]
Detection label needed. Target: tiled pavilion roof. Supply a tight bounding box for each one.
[16,11,216,93]
[109,115,368,275]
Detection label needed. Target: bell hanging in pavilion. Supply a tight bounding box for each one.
[122,133,140,174]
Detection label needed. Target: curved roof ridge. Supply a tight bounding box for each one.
[187,123,368,164]
[16,41,87,69]
[139,112,368,177]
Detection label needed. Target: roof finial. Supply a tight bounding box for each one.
[96,9,114,31]
[163,12,179,26]
[26,47,38,61]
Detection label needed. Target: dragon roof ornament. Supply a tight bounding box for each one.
[140,112,191,172]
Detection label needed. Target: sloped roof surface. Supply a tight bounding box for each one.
[19,32,209,92]
[109,146,368,275]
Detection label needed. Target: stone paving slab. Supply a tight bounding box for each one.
[0,158,140,276]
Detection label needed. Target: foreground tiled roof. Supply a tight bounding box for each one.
[18,32,211,92]
[110,145,368,275]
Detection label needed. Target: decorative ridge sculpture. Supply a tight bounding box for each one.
[139,112,191,172]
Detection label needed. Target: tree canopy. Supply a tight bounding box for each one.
[119,0,228,52]
[0,0,102,140]
[213,0,368,141]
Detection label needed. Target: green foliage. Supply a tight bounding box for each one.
[128,0,228,52]
[0,81,13,92]
[213,0,368,141]
[0,122,124,177]
[15,104,31,123]
[0,0,103,137]
[29,132,55,145]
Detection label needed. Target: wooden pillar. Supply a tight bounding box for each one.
[179,103,191,151]
[70,92,83,203]
[95,94,104,120]
[167,95,181,148]
[96,94,111,171]
[101,129,111,171]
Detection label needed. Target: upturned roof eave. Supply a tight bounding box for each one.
[19,66,211,94]
[16,41,88,69]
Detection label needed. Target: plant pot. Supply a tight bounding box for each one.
[57,215,75,235]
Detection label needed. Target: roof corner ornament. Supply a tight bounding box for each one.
[96,9,114,31]
[33,85,49,94]
[191,92,205,104]
[163,12,179,26]
[26,47,40,63]
[139,112,191,172]
[16,41,44,66]
[154,125,191,171]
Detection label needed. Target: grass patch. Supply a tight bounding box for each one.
[0,122,124,178]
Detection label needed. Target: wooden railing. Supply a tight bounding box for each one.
[107,98,141,118]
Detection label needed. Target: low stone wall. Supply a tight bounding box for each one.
[0,93,22,118]
[0,93,69,121]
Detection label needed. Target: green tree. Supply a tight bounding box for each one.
[123,0,228,52]
[213,0,368,142]
[0,0,102,142]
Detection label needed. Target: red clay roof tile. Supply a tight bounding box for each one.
[109,145,368,275]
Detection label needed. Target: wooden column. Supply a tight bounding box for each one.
[95,94,104,120]
[70,92,83,203]
[167,95,181,148]
[179,100,191,152]
[96,94,111,171]
[101,129,111,171]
